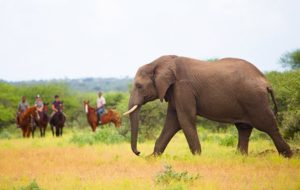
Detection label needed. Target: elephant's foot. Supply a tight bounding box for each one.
[145,152,160,159]
[236,144,249,155]
[152,151,163,157]
[280,150,293,158]
[236,148,248,155]
[190,148,201,155]
[277,146,293,158]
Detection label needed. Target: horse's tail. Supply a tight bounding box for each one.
[267,86,278,116]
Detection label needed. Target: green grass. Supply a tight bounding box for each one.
[70,127,128,146]
[0,127,299,190]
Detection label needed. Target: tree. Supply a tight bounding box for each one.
[280,49,300,70]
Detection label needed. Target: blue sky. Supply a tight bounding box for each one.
[0,0,299,81]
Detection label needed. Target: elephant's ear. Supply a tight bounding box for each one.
[154,56,177,102]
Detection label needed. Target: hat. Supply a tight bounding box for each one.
[36,94,40,98]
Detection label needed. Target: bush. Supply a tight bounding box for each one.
[70,127,128,146]
[0,130,12,139]
[19,180,42,190]
[155,164,199,185]
[282,110,300,139]
[139,100,167,140]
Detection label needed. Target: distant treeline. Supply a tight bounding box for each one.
[10,77,133,92]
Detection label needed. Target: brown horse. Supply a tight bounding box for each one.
[19,106,39,138]
[33,103,49,137]
[83,100,121,132]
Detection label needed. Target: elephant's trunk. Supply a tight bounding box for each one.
[128,101,141,156]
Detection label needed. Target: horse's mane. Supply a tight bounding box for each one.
[87,104,96,112]
[21,106,37,119]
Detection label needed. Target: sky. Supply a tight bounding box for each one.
[0,0,299,81]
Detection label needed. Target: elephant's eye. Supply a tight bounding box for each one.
[136,83,143,89]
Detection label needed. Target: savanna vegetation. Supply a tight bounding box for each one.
[0,52,300,189]
[1,68,300,142]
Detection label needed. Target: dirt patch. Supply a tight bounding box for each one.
[291,148,300,157]
[257,149,277,156]
[257,148,300,157]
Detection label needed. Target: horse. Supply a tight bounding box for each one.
[19,106,40,138]
[33,103,49,137]
[83,100,121,132]
[50,110,66,137]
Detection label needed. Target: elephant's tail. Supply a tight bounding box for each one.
[267,87,278,116]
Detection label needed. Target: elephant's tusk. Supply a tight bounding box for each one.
[123,105,138,116]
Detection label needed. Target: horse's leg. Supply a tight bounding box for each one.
[56,126,59,137]
[42,126,45,137]
[22,128,25,138]
[40,126,43,137]
[41,125,44,137]
[92,123,97,132]
[27,127,30,138]
[51,125,54,137]
[31,125,34,138]
[30,126,33,138]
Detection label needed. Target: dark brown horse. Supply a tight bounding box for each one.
[50,110,66,137]
[83,100,121,132]
[19,106,39,138]
[33,103,49,137]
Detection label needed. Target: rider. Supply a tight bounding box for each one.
[34,94,44,112]
[16,96,30,128]
[96,91,106,124]
[50,95,65,119]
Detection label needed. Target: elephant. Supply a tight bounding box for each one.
[124,55,293,158]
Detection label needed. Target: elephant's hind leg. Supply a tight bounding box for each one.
[235,123,253,155]
[250,109,292,157]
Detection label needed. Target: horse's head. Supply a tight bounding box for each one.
[21,106,39,122]
[83,100,89,113]
[32,106,40,121]
[43,103,49,112]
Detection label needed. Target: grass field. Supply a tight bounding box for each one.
[0,127,299,190]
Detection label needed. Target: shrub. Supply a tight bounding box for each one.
[139,100,167,140]
[19,180,42,190]
[0,130,12,139]
[155,164,199,185]
[282,110,300,139]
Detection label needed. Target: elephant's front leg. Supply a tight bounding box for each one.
[153,104,181,155]
[174,83,201,155]
[177,111,201,155]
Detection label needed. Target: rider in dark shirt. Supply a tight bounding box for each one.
[50,95,66,119]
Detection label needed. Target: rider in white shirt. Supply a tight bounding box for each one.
[96,91,106,124]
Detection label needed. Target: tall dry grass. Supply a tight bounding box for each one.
[0,130,299,190]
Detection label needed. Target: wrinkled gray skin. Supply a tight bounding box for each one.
[128,55,292,157]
